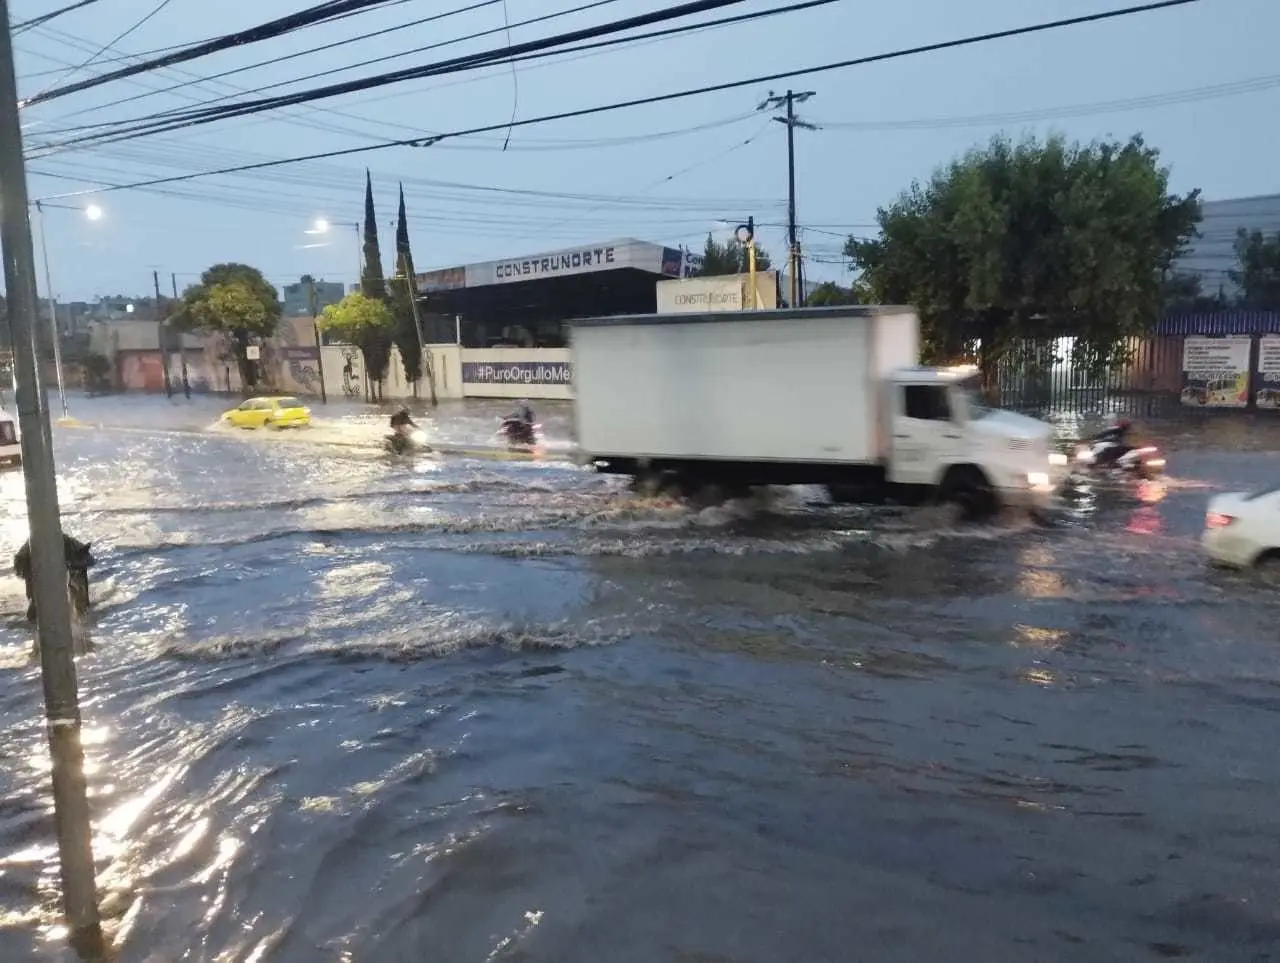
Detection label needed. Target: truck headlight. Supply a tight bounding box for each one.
[1027,471,1051,488]
[1048,452,1068,467]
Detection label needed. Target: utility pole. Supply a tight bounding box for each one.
[307,278,327,404]
[33,202,69,420]
[154,269,172,398]
[171,273,189,397]
[758,90,818,309]
[0,0,102,950]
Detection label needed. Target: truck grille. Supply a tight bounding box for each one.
[1008,438,1031,451]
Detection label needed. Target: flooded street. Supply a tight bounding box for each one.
[0,396,1278,962]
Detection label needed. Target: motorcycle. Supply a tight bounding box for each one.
[1073,431,1166,480]
[384,426,431,455]
[498,417,541,447]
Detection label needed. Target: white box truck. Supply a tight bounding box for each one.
[566,306,1065,515]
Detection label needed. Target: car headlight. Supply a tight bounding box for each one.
[1048,452,1068,467]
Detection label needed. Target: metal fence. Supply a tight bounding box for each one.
[990,336,1184,418]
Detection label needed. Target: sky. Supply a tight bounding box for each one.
[8,0,1279,301]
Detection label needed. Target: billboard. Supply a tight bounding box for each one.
[1181,335,1251,407]
[416,266,465,291]
[655,272,779,314]
[463,239,672,287]
[1256,335,1280,409]
[461,360,571,386]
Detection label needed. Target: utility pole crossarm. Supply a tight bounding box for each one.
[757,89,817,309]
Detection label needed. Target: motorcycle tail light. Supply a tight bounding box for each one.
[1205,511,1235,529]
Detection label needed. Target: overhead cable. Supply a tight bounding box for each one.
[31,0,1205,200]
[32,0,830,149]
[22,0,419,106]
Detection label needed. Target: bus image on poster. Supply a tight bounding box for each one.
[1181,335,1251,407]
[1255,335,1280,410]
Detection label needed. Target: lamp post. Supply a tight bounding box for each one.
[307,217,361,287]
[31,200,99,422]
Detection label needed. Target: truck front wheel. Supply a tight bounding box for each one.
[939,465,997,521]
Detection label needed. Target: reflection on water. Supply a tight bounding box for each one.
[0,406,1276,961]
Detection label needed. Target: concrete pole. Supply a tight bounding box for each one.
[0,0,101,945]
[34,203,69,418]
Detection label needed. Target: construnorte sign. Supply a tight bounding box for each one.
[462,361,572,385]
[463,239,673,287]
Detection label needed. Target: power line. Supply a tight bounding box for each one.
[813,73,1280,132]
[44,0,514,119]
[11,0,105,32]
[34,0,779,146]
[32,0,1206,201]
[27,0,179,99]
[21,0,419,106]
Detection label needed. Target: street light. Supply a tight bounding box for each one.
[32,200,99,422]
[307,216,361,285]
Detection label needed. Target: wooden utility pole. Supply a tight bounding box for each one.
[0,0,102,948]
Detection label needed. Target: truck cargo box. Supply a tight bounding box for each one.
[568,306,920,465]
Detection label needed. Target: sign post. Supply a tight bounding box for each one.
[0,0,102,947]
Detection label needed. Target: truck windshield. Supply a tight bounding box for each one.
[958,380,992,420]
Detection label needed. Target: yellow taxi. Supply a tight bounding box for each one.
[222,396,311,430]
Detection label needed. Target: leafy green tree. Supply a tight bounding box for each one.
[1162,270,1225,314]
[318,293,394,399]
[1228,229,1280,309]
[847,134,1201,380]
[694,232,772,275]
[389,183,425,391]
[171,262,280,389]
[806,281,860,306]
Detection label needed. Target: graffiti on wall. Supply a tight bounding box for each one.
[340,347,363,398]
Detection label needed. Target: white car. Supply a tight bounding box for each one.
[1201,487,1280,575]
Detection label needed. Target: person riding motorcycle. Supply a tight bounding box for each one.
[390,406,417,437]
[501,405,536,444]
[1092,418,1132,449]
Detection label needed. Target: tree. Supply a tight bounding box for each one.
[356,170,394,397]
[389,183,425,391]
[1162,270,1224,314]
[693,233,772,275]
[806,281,860,306]
[1228,229,1280,310]
[847,133,1201,380]
[318,293,394,397]
[171,262,280,390]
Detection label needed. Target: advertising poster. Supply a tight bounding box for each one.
[461,360,571,386]
[1255,335,1280,410]
[1180,335,1251,407]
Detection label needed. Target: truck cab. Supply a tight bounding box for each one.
[887,367,1063,511]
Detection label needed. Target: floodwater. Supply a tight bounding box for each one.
[0,396,1278,962]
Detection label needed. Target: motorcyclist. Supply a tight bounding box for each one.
[390,406,417,436]
[1093,418,1132,448]
[505,404,534,426]
[15,534,94,623]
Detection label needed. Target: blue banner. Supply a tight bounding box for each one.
[462,361,571,385]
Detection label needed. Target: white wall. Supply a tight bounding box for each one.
[316,343,465,401]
